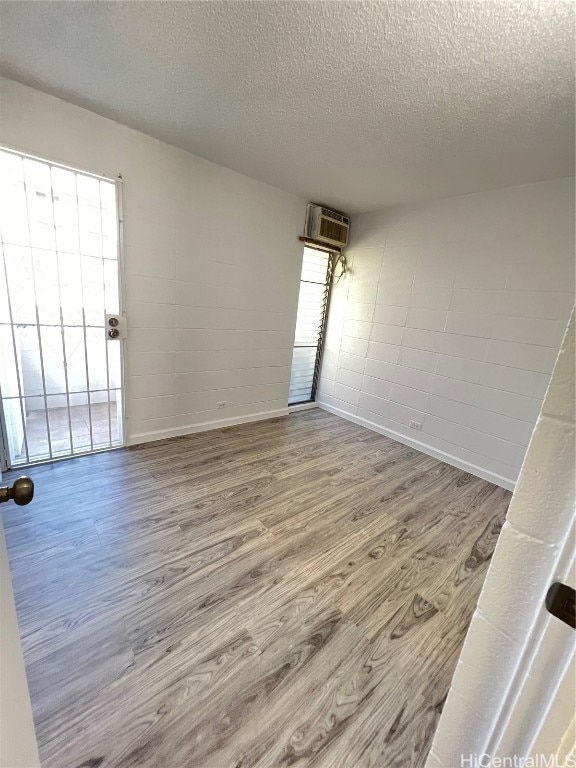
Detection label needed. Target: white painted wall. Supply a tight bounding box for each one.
[318,179,575,488]
[0,77,305,444]
[426,310,575,766]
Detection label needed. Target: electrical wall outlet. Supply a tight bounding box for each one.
[217,401,227,409]
[409,420,422,430]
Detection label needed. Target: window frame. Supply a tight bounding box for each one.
[289,245,336,406]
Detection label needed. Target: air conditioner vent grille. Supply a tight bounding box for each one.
[319,218,348,245]
[321,207,349,225]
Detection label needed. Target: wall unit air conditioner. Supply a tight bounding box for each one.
[305,204,350,248]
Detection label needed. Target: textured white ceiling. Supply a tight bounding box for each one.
[0,1,574,213]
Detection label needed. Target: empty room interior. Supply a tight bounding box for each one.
[0,2,574,767]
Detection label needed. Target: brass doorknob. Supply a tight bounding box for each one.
[0,476,34,506]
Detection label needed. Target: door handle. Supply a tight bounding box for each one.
[545,582,576,629]
[0,477,34,506]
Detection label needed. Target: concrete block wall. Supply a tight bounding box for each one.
[318,179,575,488]
[0,77,305,444]
[427,310,575,765]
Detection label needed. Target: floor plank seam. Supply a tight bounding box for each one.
[3,410,511,768]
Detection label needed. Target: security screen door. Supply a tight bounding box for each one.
[288,247,332,404]
[0,147,124,469]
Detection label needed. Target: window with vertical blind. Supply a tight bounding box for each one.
[288,247,332,405]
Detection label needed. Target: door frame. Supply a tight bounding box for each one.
[487,524,575,757]
[115,173,127,452]
[0,394,9,473]
[289,245,339,406]
[0,144,127,469]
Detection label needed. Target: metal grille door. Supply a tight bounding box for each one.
[288,247,332,404]
[0,148,124,468]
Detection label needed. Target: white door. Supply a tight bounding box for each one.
[531,658,576,765]
[491,526,575,761]
[0,146,124,469]
[0,470,40,767]
[527,544,575,763]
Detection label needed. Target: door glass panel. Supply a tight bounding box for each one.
[107,341,122,390]
[4,245,36,324]
[23,395,50,462]
[0,326,23,399]
[1,397,27,463]
[40,326,67,395]
[33,249,61,325]
[0,151,29,247]
[104,258,119,313]
[24,158,56,251]
[67,391,92,453]
[58,251,84,325]
[19,327,44,398]
[0,147,124,468]
[46,394,72,457]
[91,397,113,449]
[64,327,88,393]
[86,327,107,392]
[82,255,105,326]
[0,260,10,324]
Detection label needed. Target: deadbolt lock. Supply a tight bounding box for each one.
[104,314,126,340]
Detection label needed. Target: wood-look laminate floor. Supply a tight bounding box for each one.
[3,410,511,768]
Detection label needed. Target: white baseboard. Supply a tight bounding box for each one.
[127,407,290,446]
[318,402,516,491]
[127,399,516,490]
[289,402,319,413]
